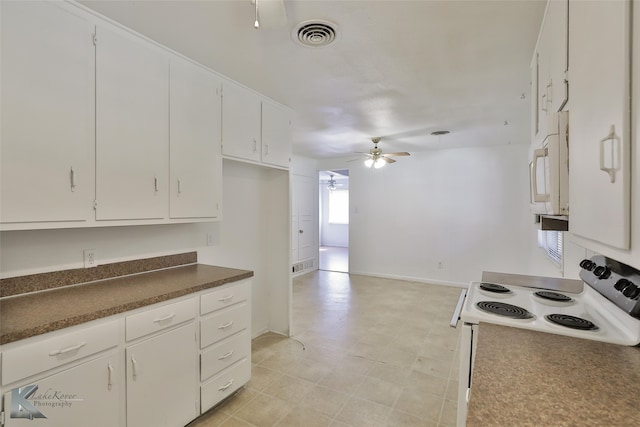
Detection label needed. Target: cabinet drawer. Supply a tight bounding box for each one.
[200,279,250,315]
[2,320,118,386]
[126,297,197,341]
[201,330,250,381]
[201,357,250,412]
[200,302,249,348]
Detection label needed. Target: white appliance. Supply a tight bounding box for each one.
[529,110,569,216]
[450,256,640,427]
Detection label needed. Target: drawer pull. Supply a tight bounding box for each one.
[107,362,114,390]
[131,355,138,380]
[48,341,87,357]
[218,379,234,391]
[218,295,234,303]
[153,313,176,323]
[218,321,234,330]
[218,351,234,360]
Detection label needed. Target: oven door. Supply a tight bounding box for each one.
[457,322,478,427]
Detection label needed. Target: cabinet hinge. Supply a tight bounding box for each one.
[93,200,98,210]
[92,33,97,46]
[1,409,5,426]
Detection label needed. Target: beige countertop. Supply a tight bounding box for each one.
[0,264,253,345]
[466,323,640,427]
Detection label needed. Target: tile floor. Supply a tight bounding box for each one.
[189,271,463,427]
[319,246,349,273]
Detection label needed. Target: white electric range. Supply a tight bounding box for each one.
[451,255,640,427]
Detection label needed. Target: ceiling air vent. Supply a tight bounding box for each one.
[293,20,338,47]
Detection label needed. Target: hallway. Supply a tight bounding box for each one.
[319,246,348,273]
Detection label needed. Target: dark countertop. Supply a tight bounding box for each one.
[0,264,253,345]
[466,323,640,427]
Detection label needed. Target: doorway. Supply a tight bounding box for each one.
[319,170,349,272]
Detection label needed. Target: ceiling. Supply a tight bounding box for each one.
[80,0,546,159]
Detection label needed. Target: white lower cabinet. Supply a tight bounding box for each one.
[126,322,198,427]
[0,319,121,427]
[0,282,251,426]
[2,351,121,427]
[201,358,251,412]
[199,279,252,413]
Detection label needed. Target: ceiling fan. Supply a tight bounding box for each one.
[356,137,411,169]
[327,174,339,190]
[251,0,287,29]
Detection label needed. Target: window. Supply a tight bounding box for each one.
[328,190,349,224]
[538,230,563,266]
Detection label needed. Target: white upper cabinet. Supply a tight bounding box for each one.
[568,0,631,250]
[95,24,169,221]
[531,0,568,144]
[221,81,291,169]
[221,82,262,162]
[0,1,94,225]
[169,56,222,219]
[262,100,292,168]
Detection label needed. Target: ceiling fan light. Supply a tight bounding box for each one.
[364,158,385,168]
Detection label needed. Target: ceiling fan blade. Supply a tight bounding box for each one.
[381,156,397,164]
[384,152,411,157]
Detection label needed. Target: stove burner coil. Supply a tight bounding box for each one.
[479,283,511,293]
[545,314,598,331]
[476,301,534,319]
[534,291,573,302]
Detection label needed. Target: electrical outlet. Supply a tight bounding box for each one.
[206,232,214,246]
[84,249,97,268]
[438,261,444,269]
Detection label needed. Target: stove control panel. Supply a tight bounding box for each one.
[579,255,640,319]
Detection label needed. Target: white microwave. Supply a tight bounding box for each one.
[529,111,569,216]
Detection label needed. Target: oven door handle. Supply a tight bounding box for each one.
[450,289,467,328]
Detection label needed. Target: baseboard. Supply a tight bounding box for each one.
[348,270,467,288]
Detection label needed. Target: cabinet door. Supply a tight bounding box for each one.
[169,57,222,219]
[0,1,93,224]
[126,323,198,427]
[261,100,291,168]
[3,352,120,427]
[221,82,261,161]
[568,0,631,249]
[531,0,568,144]
[95,24,169,221]
[543,0,568,113]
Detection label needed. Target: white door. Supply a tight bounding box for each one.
[169,56,222,219]
[568,0,631,249]
[3,352,120,427]
[95,24,169,221]
[126,323,198,427]
[221,82,261,161]
[292,175,315,262]
[1,1,93,224]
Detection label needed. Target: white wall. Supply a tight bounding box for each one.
[0,159,290,338]
[319,144,562,286]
